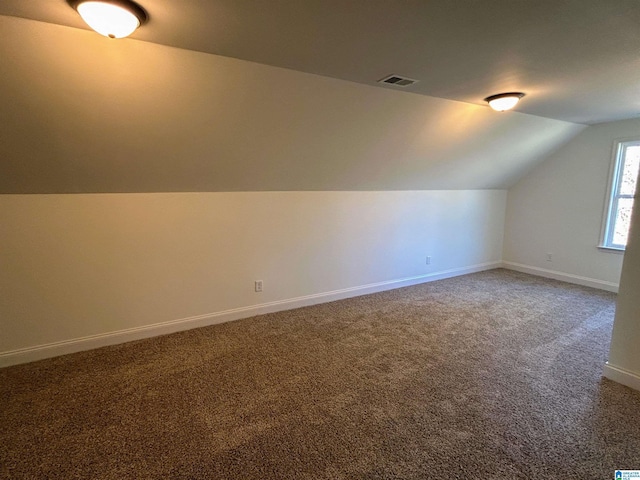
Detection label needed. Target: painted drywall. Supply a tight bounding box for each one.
[0,15,583,193]
[503,118,640,290]
[605,169,640,391]
[0,190,506,364]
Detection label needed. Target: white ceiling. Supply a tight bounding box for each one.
[1,0,639,125]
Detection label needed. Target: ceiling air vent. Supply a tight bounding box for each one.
[378,74,419,87]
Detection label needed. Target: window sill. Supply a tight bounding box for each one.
[597,245,626,253]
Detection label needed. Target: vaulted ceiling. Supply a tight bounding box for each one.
[3,0,639,124]
[1,1,637,193]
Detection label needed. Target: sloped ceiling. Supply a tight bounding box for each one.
[2,0,639,124]
[0,16,584,193]
[2,12,584,193]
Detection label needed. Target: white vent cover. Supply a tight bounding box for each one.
[378,74,419,87]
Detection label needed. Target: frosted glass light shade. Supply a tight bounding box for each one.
[485,92,525,112]
[73,0,147,38]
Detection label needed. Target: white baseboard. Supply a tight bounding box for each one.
[0,261,501,368]
[603,362,640,392]
[501,261,619,293]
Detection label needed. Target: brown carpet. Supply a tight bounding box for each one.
[1,269,639,479]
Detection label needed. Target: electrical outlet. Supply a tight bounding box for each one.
[426,256,431,265]
[546,253,553,262]
[255,280,263,292]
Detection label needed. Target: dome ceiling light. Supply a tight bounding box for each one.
[68,0,148,39]
[484,92,525,112]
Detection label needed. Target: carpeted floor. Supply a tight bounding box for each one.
[1,269,639,479]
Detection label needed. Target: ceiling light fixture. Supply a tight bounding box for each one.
[69,0,148,39]
[484,92,525,112]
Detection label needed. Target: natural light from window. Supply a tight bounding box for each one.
[602,140,640,250]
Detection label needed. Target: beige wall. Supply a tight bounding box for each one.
[0,190,506,365]
[0,16,555,367]
[503,118,640,290]
[0,16,612,369]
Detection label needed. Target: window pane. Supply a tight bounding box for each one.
[612,197,635,246]
[620,145,640,195]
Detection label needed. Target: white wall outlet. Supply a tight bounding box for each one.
[255,280,263,292]
[546,253,553,262]
[426,256,431,265]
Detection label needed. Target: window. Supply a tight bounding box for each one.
[601,140,640,250]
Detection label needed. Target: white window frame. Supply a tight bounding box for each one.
[599,138,640,251]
